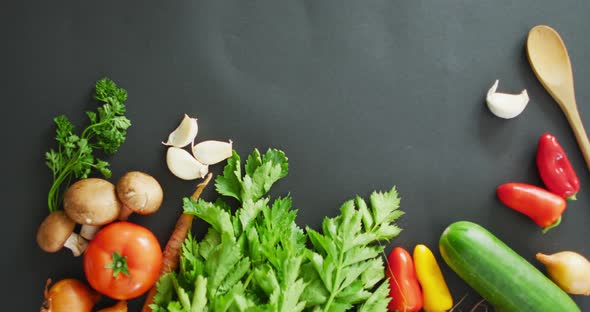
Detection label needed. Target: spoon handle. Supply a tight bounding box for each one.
[562,106,590,171]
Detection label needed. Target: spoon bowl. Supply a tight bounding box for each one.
[527,25,590,171]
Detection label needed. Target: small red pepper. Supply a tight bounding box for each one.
[497,182,566,233]
[537,133,580,200]
[386,247,423,312]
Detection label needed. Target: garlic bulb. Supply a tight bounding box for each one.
[192,140,233,165]
[486,80,529,119]
[537,251,590,295]
[166,147,208,180]
[162,114,198,148]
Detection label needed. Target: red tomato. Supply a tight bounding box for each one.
[83,221,162,300]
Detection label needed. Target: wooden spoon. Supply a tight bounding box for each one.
[527,25,590,170]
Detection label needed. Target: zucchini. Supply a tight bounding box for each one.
[439,221,579,312]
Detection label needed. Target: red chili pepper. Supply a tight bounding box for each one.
[497,182,566,233]
[386,247,423,312]
[537,133,580,200]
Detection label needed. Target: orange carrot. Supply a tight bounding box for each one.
[141,173,212,312]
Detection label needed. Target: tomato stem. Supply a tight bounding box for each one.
[105,252,130,278]
[566,194,577,201]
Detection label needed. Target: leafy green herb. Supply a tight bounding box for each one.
[301,188,403,311]
[45,78,131,212]
[151,148,403,311]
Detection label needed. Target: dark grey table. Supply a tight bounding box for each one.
[6,1,590,310]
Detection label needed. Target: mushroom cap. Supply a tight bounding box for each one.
[116,171,163,215]
[37,211,75,253]
[63,178,122,225]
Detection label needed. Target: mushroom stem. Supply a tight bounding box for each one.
[80,225,101,240]
[64,233,88,256]
[118,205,134,221]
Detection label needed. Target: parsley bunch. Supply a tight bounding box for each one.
[152,148,404,312]
[45,78,131,212]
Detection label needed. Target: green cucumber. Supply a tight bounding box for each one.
[439,221,579,312]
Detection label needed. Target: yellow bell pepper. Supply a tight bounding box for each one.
[413,244,453,312]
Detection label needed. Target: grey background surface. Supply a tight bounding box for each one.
[5,0,590,310]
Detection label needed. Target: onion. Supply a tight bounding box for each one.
[41,278,101,312]
[537,251,590,295]
[97,300,128,312]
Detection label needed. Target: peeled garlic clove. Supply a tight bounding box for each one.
[486,80,529,119]
[192,140,233,165]
[537,251,590,295]
[162,114,199,148]
[166,147,209,180]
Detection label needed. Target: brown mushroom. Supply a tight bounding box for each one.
[116,171,164,220]
[37,211,88,256]
[63,178,122,240]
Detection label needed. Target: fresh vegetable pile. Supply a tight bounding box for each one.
[37,81,408,311]
[38,79,166,311]
[37,25,590,311]
[45,78,131,213]
[149,148,404,311]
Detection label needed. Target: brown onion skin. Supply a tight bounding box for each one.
[41,278,101,312]
[97,301,128,312]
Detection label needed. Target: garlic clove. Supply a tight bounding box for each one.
[486,80,529,119]
[192,140,233,165]
[166,147,209,180]
[162,114,199,148]
[537,251,590,295]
